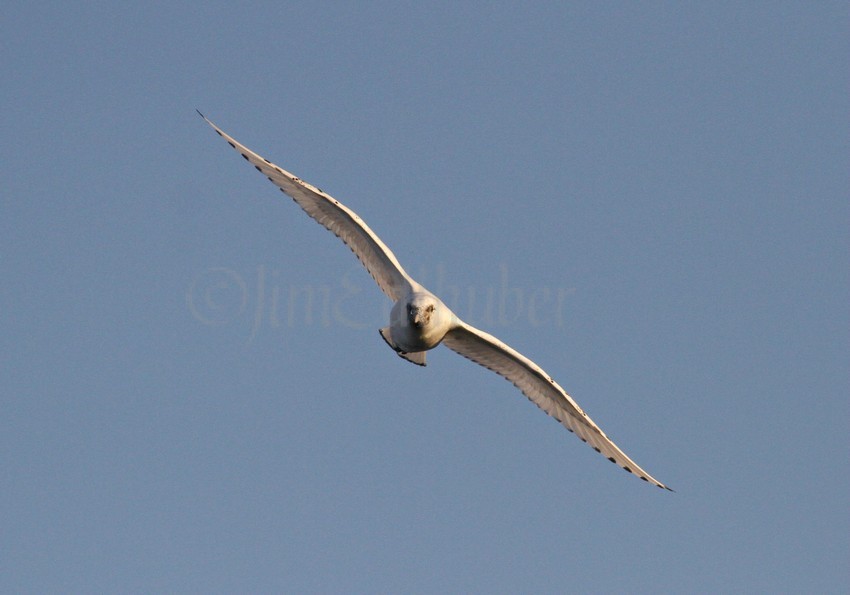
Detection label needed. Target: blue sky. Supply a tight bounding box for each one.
[2,2,848,593]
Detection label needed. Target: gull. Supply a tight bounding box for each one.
[198,111,672,490]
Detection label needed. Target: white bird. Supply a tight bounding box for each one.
[199,111,672,490]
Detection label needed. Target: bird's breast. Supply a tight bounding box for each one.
[391,320,445,352]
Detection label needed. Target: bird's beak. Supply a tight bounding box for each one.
[411,309,423,328]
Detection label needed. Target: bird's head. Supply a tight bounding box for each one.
[406,300,436,329]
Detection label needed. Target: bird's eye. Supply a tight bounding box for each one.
[427,305,434,312]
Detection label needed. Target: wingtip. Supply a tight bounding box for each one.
[196,110,221,134]
[196,109,215,127]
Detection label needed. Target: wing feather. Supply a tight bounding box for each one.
[199,112,412,301]
[442,320,672,490]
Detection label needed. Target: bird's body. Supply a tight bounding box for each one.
[199,111,672,490]
[381,286,453,366]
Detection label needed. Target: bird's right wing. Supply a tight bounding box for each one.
[442,320,671,490]
[199,112,413,302]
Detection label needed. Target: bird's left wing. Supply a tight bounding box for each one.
[199,112,413,302]
[442,320,672,490]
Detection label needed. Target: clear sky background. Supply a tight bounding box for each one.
[2,2,848,593]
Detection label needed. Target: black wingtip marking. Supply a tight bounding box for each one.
[607,457,616,464]
[241,154,249,161]
[197,110,222,136]
[623,466,632,473]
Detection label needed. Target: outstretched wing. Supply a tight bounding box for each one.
[442,320,672,490]
[199,112,413,301]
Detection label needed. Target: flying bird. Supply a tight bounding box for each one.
[198,111,671,490]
